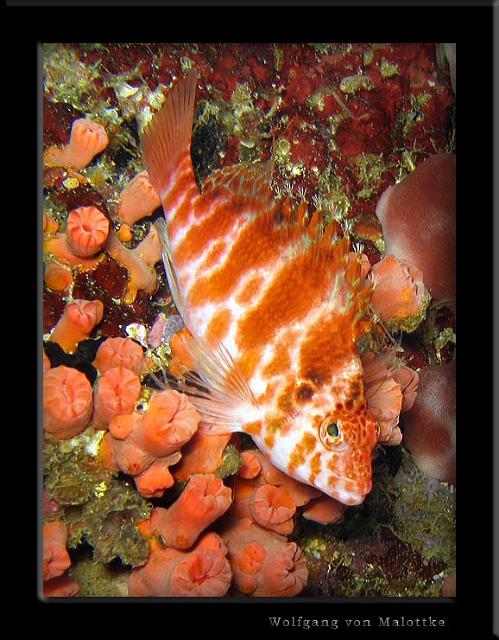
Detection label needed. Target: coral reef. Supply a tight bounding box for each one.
[128,532,232,597]
[42,43,455,598]
[147,474,232,549]
[369,255,430,332]
[49,299,104,353]
[93,336,147,375]
[43,365,93,439]
[117,170,161,226]
[219,517,308,597]
[101,389,200,497]
[44,117,109,170]
[66,206,110,258]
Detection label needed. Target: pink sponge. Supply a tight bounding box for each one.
[402,360,456,484]
[375,153,455,301]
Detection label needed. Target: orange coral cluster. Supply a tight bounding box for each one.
[105,223,163,303]
[218,516,308,597]
[147,474,232,549]
[49,299,104,353]
[101,389,201,498]
[129,532,232,597]
[44,118,109,171]
[222,450,346,595]
[128,473,232,596]
[362,349,419,446]
[117,170,161,226]
[126,430,352,597]
[369,255,430,331]
[43,365,93,440]
[93,366,142,428]
[93,336,147,375]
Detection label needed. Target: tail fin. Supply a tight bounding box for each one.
[141,72,198,197]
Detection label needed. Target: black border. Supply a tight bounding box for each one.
[16,2,494,637]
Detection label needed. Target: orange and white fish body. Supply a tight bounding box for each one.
[142,74,379,505]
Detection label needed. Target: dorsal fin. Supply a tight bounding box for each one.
[201,157,274,218]
[141,73,198,197]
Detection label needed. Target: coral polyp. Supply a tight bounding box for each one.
[42,43,455,599]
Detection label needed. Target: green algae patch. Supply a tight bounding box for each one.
[294,448,454,597]
[216,444,243,479]
[64,477,151,567]
[44,431,114,506]
[44,430,151,567]
[69,552,130,597]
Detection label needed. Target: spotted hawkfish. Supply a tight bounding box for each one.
[142,73,379,505]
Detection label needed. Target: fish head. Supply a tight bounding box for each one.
[276,372,379,506]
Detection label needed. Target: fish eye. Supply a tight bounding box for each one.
[319,417,346,451]
[326,422,339,438]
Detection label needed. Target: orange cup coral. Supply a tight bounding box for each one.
[148,474,232,550]
[128,532,232,597]
[43,520,71,581]
[117,170,161,226]
[49,299,104,353]
[105,223,163,303]
[93,336,146,376]
[172,431,232,481]
[44,233,103,271]
[362,350,419,446]
[66,206,109,258]
[302,495,346,525]
[369,255,430,332]
[93,366,141,429]
[219,517,308,597]
[101,389,200,498]
[44,365,93,439]
[44,118,109,170]
[238,450,261,480]
[44,262,73,292]
[248,484,296,536]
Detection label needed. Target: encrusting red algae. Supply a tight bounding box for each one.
[42,43,455,598]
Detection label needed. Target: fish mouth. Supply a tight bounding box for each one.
[323,473,372,506]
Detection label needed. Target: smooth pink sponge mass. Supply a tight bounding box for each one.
[375,153,456,301]
[401,359,456,484]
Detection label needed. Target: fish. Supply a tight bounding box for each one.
[141,73,379,505]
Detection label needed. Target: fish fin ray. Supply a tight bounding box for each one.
[200,158,274,218]
[177,332,259,425]
[141,72,198,196]
[155,217,188,320]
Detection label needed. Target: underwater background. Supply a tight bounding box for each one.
[42,43,456,598]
